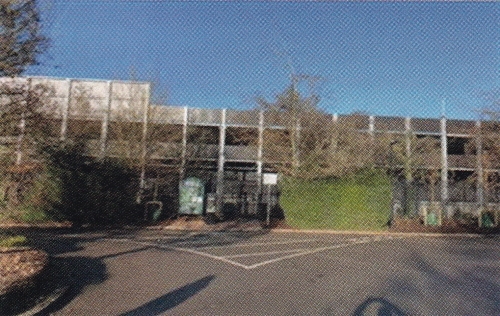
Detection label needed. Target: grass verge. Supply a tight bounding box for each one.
[280,170,393,231]
[0,235,28,248]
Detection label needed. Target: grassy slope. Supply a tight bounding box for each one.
[0,235,28,248]
[280,171,393,231]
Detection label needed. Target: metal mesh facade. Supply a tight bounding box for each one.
[1,76,499,226]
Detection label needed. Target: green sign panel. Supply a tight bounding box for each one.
[179,177,205,215]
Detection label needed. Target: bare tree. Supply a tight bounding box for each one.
[389,133,441,216]
[477,102,500,204]
[257,81,383,180]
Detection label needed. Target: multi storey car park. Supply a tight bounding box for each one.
[1,76,499,225]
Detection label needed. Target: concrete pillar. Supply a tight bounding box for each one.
[138,83,151,203]
[99,81,113,159]
[291,117,301,170]
[180,106,188,181]
[369,115,376,157]
[441,117,449,203]
[216,109,227,215]
[369,115,375,135]
[404,117,411,160]
[15,114,25,165]
[15,78,31,165]
[476,120,484,207]
[257,110,264,197]
[60,79,72,141]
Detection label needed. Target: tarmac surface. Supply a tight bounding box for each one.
[21,228,500,315]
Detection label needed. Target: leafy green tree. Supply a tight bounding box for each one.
[0,0,48,76]
[44,143,141,225]
[0,0,49,215]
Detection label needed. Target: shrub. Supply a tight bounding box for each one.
[280,169,393,230]
[43,143,141,225]
[0,235,28,248]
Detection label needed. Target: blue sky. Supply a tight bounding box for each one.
[30,1,499,120]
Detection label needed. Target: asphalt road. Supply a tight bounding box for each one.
[22,229,500,316]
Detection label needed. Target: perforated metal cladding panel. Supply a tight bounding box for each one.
[411,118,441,134]
[1,75,497,231]
[110,82,149,122]
[226,109,260,126]
[447,119,476,135]
[374,116,406,132]
[188,108,222,125]
[150,106,185,124]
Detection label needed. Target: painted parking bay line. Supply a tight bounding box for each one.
[107,237,253,270]
[106,235,401,270]
[245,236,401,270]
[222,248,307,259]
[191,238,321,250]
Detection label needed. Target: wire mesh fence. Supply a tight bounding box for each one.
[0,76,499,229]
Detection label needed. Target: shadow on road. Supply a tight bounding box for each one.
[119,275,215,316]
[381,238,500,316]
[2,226,267,314]
[353,297,408,316]
[43,255,107,315]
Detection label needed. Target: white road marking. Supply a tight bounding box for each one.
[106,235,400,270]
[245,237,397,270]
[106,238,251,269]
[223,248,306,259]
[191,238,321,250]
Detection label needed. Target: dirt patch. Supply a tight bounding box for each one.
[0,249,71,315]
[390,219,500,234]
[158,217,293,231]
[0,248,48,296]
[0,221,72,228]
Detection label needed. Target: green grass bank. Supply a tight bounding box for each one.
[0,234,28,248]
[280,170,393,231]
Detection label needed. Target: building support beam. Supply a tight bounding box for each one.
[398,117,413,218]
[15,78,31,165]
[99,81,113,159]
[216,109,227,216]
[138,83,151,205]
[404,117,411,161]
[369,115,375,136]
[180,106,188,182]
[476,120,484,210]
[60,79,72,141]
[332,113,338,124]
[441,116,449,203]
[257,110,264,200]
[369,115,375,157]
